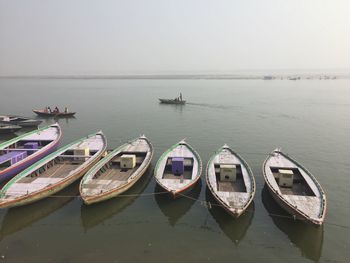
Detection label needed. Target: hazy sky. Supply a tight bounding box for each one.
[0,0,349,75]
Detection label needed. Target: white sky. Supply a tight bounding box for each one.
[0,0,349,75]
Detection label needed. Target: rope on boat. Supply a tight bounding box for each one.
[0,191,170,199]
[178,191,297,219]
[176,192,350,229]
[3,189,350,230]
[240,151,349,167]
[58,191,170,198]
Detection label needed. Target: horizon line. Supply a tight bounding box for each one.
[0,72,349,80]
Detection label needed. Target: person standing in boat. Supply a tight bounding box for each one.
[64,107,69,113]
[47,106,52,113]
[180,93,183,101]
[54,106,59,113]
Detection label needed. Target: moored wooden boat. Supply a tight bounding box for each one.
[0,124,21,134]
[80,135,153,204]
[206,145,255,218]
[0,115,42,127]
[263,149,327,225]
[33,109,76,117]
[0,124,62,183]
[0,131,107,208]
[154,140,202,198]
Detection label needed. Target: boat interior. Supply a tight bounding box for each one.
[0,140,52,171]
[270,167,316,196]
[162,157,193,180]
[214,163,247,192]
[16,148,98,184]
[92,151,147,182]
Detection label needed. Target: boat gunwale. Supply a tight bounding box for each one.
[0,124,62,177]
[262,149,327,225]
[0,124,58,149]
[158,99,186,104]
[154,140,202,193]
[33,109,76,117]
[206,145,256,217]
[0,131,107,206]
[80,136,154,202]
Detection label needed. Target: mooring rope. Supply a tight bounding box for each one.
[0,190,169,198]
[176,192,350,229]
[2,188,350,230]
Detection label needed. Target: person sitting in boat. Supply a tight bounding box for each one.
[54,106,59,113]
[47,106,52,113]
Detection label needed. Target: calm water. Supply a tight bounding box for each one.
[0,78,349,263]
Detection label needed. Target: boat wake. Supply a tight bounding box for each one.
[186,102,240,110]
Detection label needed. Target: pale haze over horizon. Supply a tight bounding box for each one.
[0,0,349,76]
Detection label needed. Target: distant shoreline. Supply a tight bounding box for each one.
[0,74,349,80]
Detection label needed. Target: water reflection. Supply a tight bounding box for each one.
[15,126,40,135]
[38,116,76,126]
[80,170,152,231]
[154,180,201,226]
[205,187,254,245]
[158,103,184,114]
[261,186,324,262]
[0,181,79,240]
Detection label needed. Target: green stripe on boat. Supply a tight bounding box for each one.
[0,125,53,149]
[0,131,101,195]
[81,140,131,184]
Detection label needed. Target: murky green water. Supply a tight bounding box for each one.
[0,78,349,262]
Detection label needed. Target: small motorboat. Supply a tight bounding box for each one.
[0,115,42,127]
[159,93,186,105]
[0,124,22,134]
[206,144,255,218]
[33,108,76,117]
[154,139,202,198]
[80,135,153,204]
[263,149,327,225]
[0,131,107,208]
[0,124,62,183]
[159,99,186,105]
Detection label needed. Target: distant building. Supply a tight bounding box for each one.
[263,75,274,80]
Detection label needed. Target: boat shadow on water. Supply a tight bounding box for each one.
[80,168,153,231]
[205,186,254,246]
[158,103,185,114]
[0,133,17,143]
[154,180,201,227]
[261,185,324,263]
[0,181,79,241]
